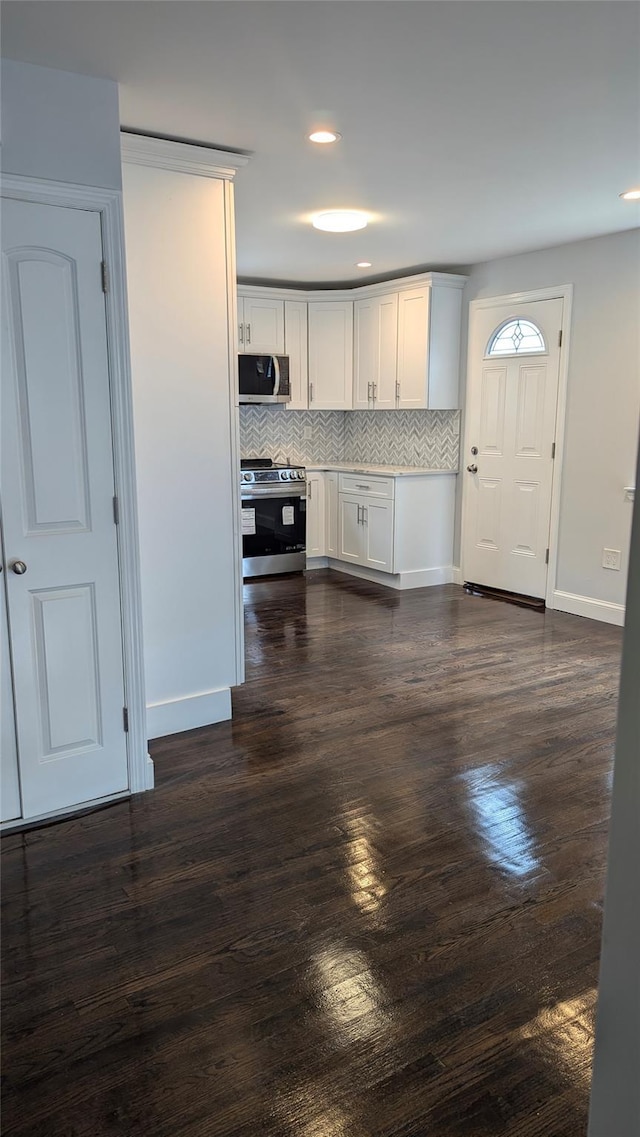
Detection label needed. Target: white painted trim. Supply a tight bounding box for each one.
[120,132,249,180]
[326,559,453,590]
[452,566,463,585]
[147,688,232,740]
[305,556,330,570]
[552,590,625,627]
[461,284,573,617]
[223,180,246,687]
[0,172,151,798]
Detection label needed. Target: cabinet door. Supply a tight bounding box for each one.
[396,287,430,409]
[373,292,399,410]
[240,296,285,354]
[338,495,363,563]
[308,302,353,410]
[325,473,339,558]
[354,298,376,409]
[306,473,325,557]
[354,294,398,410]
[362,498,394,572]
[284,300,308,410]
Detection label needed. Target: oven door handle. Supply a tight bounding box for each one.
[242,488,306,501]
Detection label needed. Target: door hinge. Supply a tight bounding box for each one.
[545,548,550,565]
[558,329,563,348]
[112,495,120,525]
[551,442,556,460]
[123,706,129,733]
[101,261,109,293]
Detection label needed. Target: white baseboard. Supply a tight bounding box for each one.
[327,559,454,591]
[552,590,626,627]
[305,556,329,570]
[146,687,232,740]
[451,566,462,585]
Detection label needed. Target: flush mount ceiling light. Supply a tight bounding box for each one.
[309,130,342,144]
[620,188,640,200]
[312,210,369,232]
[356,261,372,268]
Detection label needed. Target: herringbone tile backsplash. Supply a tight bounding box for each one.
[239,407,460,469]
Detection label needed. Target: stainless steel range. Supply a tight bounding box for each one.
[240,459,306,578]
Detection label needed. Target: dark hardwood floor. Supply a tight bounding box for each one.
[1,571,623,1137]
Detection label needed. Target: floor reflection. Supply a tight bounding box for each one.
[522,987,597,1088]
[461,764,541,877]
[310,941,391,1048]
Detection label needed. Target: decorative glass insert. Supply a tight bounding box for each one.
[487,318,546,356]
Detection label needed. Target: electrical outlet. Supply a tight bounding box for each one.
[602,548,621,571]
[303,426,312,440]
[624,487,635,503]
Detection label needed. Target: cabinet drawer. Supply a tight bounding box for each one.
[339,473,394,499]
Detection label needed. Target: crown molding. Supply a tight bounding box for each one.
[238,270,468,303]
[120,132,249,181]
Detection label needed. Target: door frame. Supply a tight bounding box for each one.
[461,284,574,609]
[1,173,153,810]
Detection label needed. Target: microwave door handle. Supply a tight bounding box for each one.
[272,356,280,396]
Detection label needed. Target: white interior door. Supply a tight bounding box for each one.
[1,197,129,818]
[462,297,563,599]
[1,568,21,822]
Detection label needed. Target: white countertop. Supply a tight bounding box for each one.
[304,463,458,477]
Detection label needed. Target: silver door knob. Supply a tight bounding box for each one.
[466,464,478,474]
[11,560,27,575]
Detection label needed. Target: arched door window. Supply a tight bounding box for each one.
[486,318,546,357]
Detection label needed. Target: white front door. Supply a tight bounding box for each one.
[1,198,129,818]
[462,297,563,599]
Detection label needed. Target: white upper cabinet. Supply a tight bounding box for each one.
[354,293,398,410]
[397,283,463,409]
[308,301,353,410]
[238,293,285,354]
[284,300,308,410]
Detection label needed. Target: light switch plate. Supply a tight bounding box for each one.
[624,487,635,503]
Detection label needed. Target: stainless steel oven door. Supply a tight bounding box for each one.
[241,485,306,577]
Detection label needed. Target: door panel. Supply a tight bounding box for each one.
[240,297,284,354]
[463,297,563,599]
[354,299,376,409]
[364,499,394,571]
[284,300,308,410]
[1,198,128,818]
[1,575,21,822]
[338,496,362,563]
[396,287,429,409]
[374,293,399,410]
[308,302,353,410]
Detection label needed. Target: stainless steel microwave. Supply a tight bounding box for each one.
[238,354,290,405]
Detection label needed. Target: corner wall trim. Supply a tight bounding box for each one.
[451,566,463,585]
[552,590,625,627]
[147,688,232,740]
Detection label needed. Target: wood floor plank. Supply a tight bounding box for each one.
[1,573,622,1135]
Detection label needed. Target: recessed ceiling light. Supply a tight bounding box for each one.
[309,130,342,145]
[356,261,372,268]
[312,210,369,233]
[620,188,640,200]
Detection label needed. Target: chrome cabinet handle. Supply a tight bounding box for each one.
[357,504,362,524]
[355,484,370,490]
[466,464,478,474]
[309,382,314,403]
[373,383,377,401]
[362,506,367,524]
[308,480,312,501]
[246,323,251,345]
[11,560,27,575]
[239,322,244,344]
[367,381,372,402]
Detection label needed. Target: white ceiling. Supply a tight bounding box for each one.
[2,1,639,285]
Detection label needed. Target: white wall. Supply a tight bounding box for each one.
[122,161,241,738]
[1,59,122,189]
[459,229,640,612]
[588,442,640,1135]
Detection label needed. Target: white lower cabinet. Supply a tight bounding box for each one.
[307,469,456,588]
[325,473,339,558]
[338,494,394,571]
[305,472,326,557]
